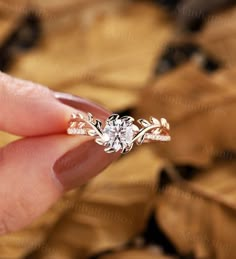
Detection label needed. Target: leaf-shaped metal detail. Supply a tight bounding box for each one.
[95,138,104,146]
[121,116,134,123]
[88,129,96,136]
[161,118,170,130]
[132,124,139,133]
[71,113,78,119]
[107,114,119,122]
[104,147,116,153]
[150,117,160,126]
[69,121,77,127]
[137,134,146,145]
[78,122,85,128]
[95,120,102,129]
[153,128,161,135]
[78,113,84,119]
[87,113,94,122]
[121,144,133,154]
[138,119,151,127]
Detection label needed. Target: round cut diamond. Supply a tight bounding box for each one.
[103,118,134,152]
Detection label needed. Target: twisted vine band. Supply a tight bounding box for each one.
[67,113,171,154]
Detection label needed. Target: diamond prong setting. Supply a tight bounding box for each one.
[67,113,171,154]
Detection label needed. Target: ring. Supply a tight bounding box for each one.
[67,113,171,154]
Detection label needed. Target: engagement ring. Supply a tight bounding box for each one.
[67,113,171,154]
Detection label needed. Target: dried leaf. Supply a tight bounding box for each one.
[156,161,236,259]
[197,5,236,67]
[136,64,236,166]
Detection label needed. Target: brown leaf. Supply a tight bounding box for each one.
[23,147,164,258]
[136,63,236,166]
[177,0,235,32]
[8,2,172,111]
[156,161,236,258]
[196,5,236,67]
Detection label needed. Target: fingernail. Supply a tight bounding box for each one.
[54,92,110,119]
[53,140,118,190]
[53,92,119,190]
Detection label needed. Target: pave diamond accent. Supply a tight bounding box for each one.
[67,128,86,135]
[67,112,171,154]
[145,133,171,141]
[102,118,134,152]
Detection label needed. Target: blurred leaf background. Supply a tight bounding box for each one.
[0,0,236,258]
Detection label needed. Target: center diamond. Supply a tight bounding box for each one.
[102,116,134,152]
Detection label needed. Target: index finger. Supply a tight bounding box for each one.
[0,72,106,136]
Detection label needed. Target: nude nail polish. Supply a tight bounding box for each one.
[53,140,118,190]
[53,92,118,190]
[54,92,110,120]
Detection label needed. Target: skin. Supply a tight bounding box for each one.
[0,72,119,235]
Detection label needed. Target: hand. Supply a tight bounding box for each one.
[0,72,118,235]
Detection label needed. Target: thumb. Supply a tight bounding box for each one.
[0,93,118,235]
